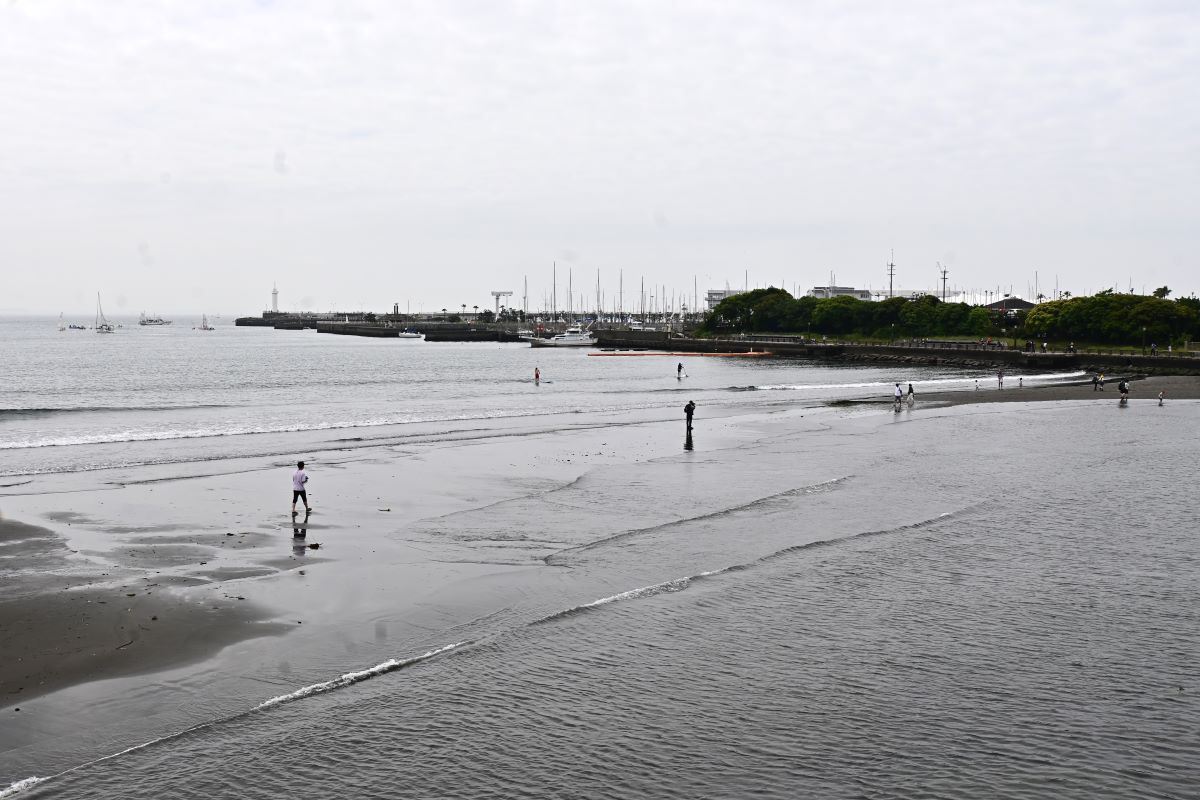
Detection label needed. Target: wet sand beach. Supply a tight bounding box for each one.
[3,368,1198,797]
[851,374,1200,407]
[3,378,1198,708]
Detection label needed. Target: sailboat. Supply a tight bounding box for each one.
[95,293,115,334]
[194,314,215,331]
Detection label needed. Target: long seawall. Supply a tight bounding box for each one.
[592,332,1200,375]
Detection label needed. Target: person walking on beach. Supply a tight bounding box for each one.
[291,461,310,515]
[534,366,541,385]
[997,370,1004,389]
[684,400,696,431]
[1119,380,1129,403]
[893,383,903,411]
[677,362,684,379]
[1092,374,1099,391]
[1159,390,1166,406]
[1151,342,1157,356]
[1098,373,1105,390]
[906,383,915,407]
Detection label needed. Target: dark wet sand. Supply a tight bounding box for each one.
[0,517,286,704]
[853,375,1200,407]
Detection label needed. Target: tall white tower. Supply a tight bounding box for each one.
[271,283,279,313]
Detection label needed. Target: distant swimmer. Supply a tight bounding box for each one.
[291,460,310,515]
[534,366,541,385]
[684,400,696,431]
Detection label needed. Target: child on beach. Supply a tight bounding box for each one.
[292,461,310,515]
[1159,390,1165,406]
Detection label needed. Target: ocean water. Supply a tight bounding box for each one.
[3,317,1196,798]
[0,317,1026,477]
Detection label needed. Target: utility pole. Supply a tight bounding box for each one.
[552,263,557,321]
[939,263,949,302]
[887,250,896,298]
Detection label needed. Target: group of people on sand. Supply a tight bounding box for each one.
[893,382,916,410]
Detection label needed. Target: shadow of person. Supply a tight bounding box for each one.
[684,430,694,451]
[292,511,309,556]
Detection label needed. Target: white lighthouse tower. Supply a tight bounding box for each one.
[271,283,279,313]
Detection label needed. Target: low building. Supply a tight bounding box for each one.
[807,286,873,300]
[706,289,744,311]
[982,297,1036,311]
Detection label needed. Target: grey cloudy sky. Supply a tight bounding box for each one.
[2,0,1197,315]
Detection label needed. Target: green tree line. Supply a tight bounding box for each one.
[1023,290,1198,345]
[702,287,1199,344]
[702,288,992,338]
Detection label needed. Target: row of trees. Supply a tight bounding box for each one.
[702,287,1200,345]
[1023,291,1198,345]
[702,288,993,338]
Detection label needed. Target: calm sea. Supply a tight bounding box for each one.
[0,317,1012,477]
[3,317,1195,799]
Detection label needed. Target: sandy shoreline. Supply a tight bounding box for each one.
[839,374,1200,407]
[2,378,1198,783]
[4,376,1199,708]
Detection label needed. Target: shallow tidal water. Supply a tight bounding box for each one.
[7,398,1199,799]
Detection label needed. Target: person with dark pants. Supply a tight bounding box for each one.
[684,400,695,431]
[292,460,310,515]
[1092,374,1099,391]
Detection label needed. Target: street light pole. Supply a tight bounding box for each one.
[1142,326,1146,355]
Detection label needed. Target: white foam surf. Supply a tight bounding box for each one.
[255,640,470,711]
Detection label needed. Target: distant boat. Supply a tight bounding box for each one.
[68,323,87,330]
[396,330,422,339]
[139,312,172,326]
[194,314,215,331]
[95,294,115,334]
[530,326,596,347]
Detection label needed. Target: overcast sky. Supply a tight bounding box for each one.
[2,0,1197,316]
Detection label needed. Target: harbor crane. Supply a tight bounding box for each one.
[491,290,513,317]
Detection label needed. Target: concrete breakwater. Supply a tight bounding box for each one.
[592,332,1200,375]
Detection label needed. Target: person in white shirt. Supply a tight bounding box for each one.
[292,460,310,515]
